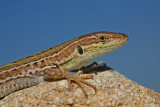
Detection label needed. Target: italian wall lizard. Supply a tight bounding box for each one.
[0,31,128,98]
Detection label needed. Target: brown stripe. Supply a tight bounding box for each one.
[0,31,105,71]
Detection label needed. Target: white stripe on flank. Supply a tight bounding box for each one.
[0,65,57,83]
[0,36,95,75]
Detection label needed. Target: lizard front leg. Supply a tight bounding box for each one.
[79,61,107,74]
[42,67,96,97]
[83,61,107,69]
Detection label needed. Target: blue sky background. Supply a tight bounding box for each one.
[0,0,160,93]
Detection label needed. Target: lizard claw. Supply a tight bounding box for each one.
[65,73,96,97]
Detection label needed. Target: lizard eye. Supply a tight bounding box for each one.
[98,36,107,42]
[77,45,83,55]
[99,36,107,41]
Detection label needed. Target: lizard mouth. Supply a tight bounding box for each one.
[89,39,128,53]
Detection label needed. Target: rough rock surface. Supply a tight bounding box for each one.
[0,68,160,107]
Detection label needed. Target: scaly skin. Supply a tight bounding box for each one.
[0,31,128,98]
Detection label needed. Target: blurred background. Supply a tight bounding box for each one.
[0,0,159,93]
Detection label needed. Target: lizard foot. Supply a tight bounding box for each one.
[64,71,96,97]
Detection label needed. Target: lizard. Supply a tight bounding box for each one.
[0,31,128,98]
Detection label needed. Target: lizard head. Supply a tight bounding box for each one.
[77,31,129,57]
[60,31,128,71]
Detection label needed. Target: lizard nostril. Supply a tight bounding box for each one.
[122,34,128,39]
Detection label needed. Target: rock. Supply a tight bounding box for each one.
[0,69,159,106]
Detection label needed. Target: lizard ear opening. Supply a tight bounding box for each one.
[77,45,83,55]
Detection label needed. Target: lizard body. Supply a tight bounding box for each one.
[0,31,128,98]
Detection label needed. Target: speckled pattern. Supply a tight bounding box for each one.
[0,70,159,107]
